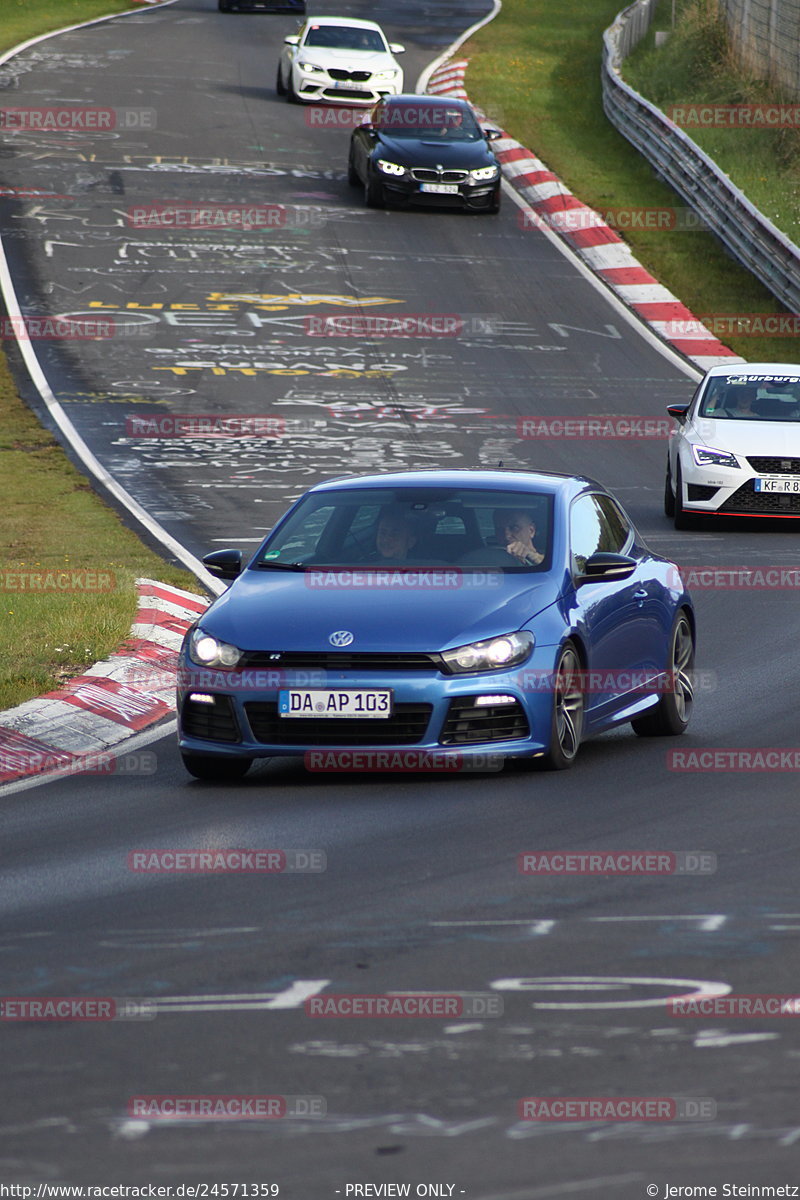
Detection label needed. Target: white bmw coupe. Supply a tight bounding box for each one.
[277,16,404,107]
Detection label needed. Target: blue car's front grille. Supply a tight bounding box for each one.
[181,695,241,743]
[440,697,529,745]
[243,701,433,746]
[239,650,441,672]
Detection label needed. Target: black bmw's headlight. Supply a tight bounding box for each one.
[440,631,534,674]
[377,158,407,176]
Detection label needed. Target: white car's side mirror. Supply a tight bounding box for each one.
[284,35,300,45]
[389,43,406,53]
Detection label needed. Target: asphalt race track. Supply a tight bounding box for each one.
[1,1,800,1194]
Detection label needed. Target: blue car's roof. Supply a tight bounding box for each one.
[304,468,604,499]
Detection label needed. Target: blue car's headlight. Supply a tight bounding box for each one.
[692,445,740,469]
[469,165,500,182]
[377,158,407,176]
[188,627,242,670]
[441,631,534,674]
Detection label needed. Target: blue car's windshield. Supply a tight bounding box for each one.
[254,488,554,571]
[699,373,800,420]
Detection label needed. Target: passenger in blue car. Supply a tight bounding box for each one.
[374,507,418,562]
[493,509,544,566]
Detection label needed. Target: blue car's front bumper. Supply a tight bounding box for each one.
[176,648,562,764]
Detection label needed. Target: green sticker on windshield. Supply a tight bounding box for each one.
[264,550,281,559]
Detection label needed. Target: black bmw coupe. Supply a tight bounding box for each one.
[348,94,502,212]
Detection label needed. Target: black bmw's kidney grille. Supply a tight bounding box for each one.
[239,650,440,671]
[747,456,800,475]
[718,482,800,514]
[244,701,432,745]
[440,697,529,745]
[411,168,468,183]
[328,68,371,81]
[181,695,241,743]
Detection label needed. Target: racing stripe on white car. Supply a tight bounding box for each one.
[426,60,744,370]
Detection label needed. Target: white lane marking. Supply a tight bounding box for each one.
[444,1023,484,1034]
[490,975,731,1010]
[694,1032,780,1048]
[415,3,502,95]
[148,980,329,1013]
[590,914,727,932]
[471,1176,644,1200]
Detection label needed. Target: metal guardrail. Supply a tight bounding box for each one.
[602,0,800,315]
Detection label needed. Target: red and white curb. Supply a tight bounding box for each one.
[427,60,743,371]
[0,580,208,785]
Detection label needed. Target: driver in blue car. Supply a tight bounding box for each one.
[493,509,544,565]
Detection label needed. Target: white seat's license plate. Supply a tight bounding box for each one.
[754,477,800,493]
[420,182,459,194]
[278,688,393,718]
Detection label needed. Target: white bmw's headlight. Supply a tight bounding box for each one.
[377,158,406,176]
[188,627,242,669]
[692,445,740,469]
[298,60,324,72]
[441,631,534,675]
[373,69,399,80]
[470,165,500,182]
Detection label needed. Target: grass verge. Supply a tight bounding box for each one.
[461,0,800,363]
[0,0,203,713]
[625,0,800,248]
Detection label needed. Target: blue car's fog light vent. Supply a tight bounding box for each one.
[244,701,433,746]
[440,696,529,745]
[181,695,241,743]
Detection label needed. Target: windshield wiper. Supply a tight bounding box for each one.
[253,561,307,571]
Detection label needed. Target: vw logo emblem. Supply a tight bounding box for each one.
[329,630,354,647]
